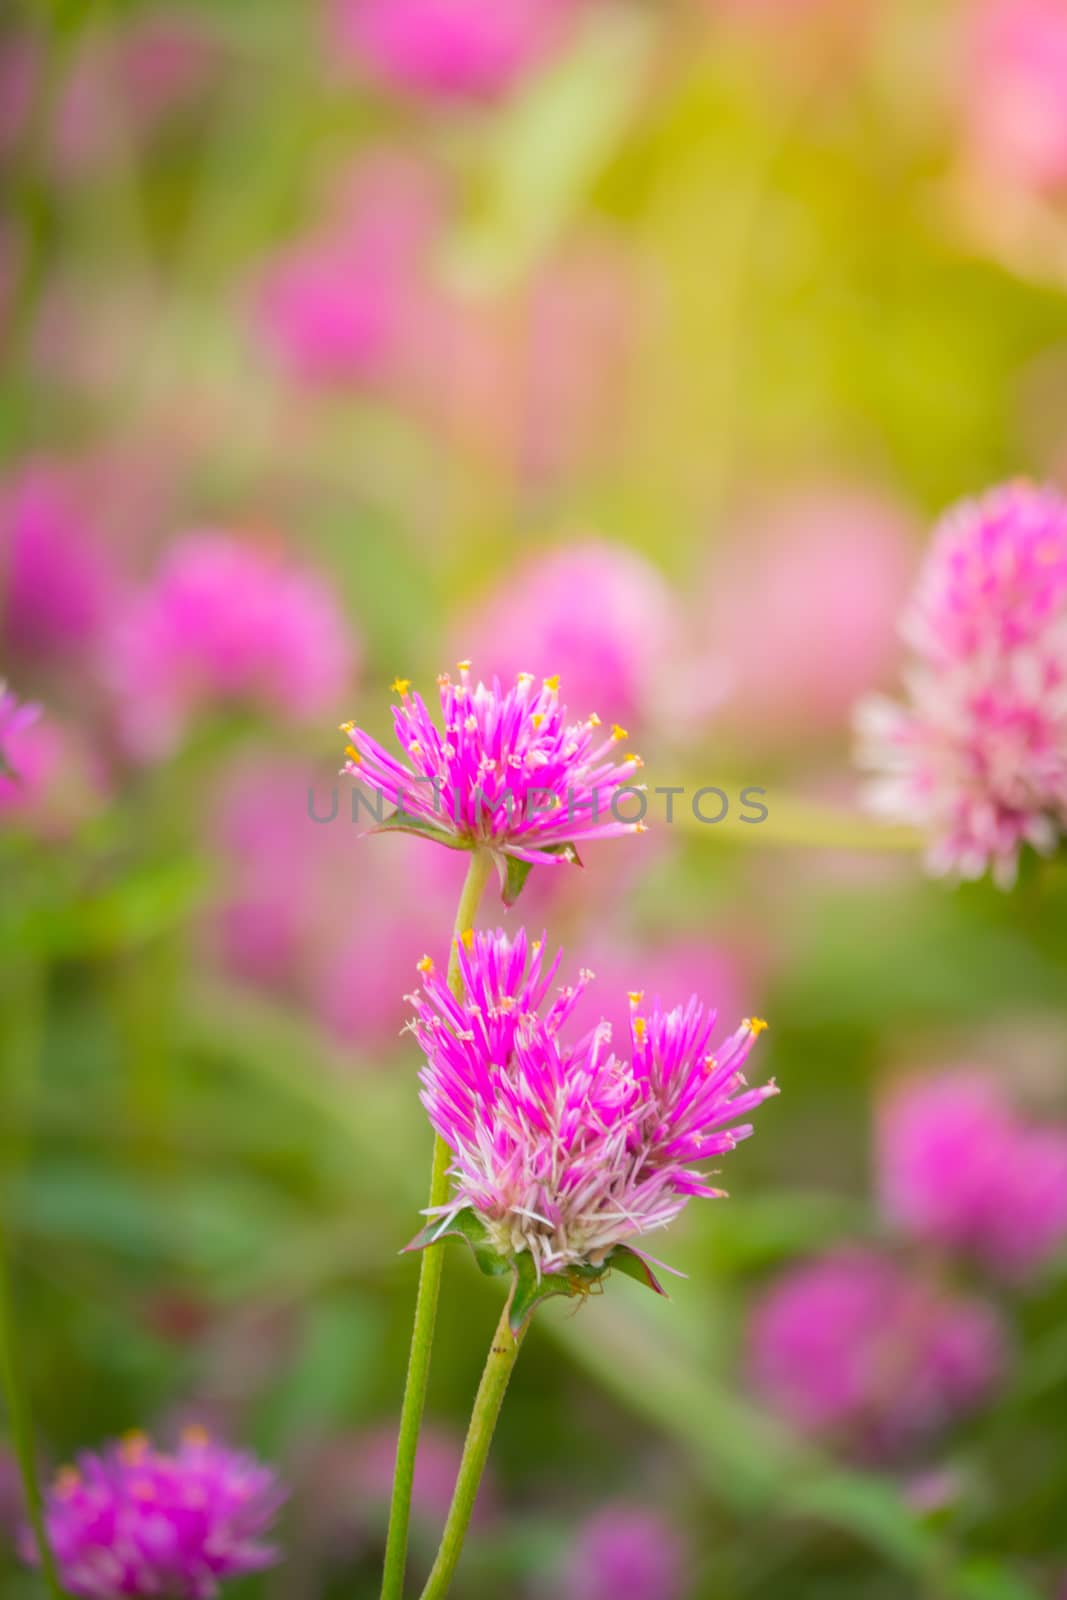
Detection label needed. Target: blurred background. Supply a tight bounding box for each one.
[4,0,1067,1595]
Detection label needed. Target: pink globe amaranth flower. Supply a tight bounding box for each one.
[963,0,1067,194]
[560,1504,686,1600]
[412,928,775,1277]
[702,486,916,743]
[340,664,647,880]
[112,532,356,760]
[749,1250,1007,1460]
[461,541,677,732]
[1,459,116,667]
[253,152,441,389]
[856,482,1067,886]
[329,0,578,104]
[879,1069,1067,1280]
[902,483,1067,664]
[20,1428,285,1600]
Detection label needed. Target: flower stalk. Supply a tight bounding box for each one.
[380,847,493,1600]
[0,1214,65,1600]
[418,1304,525,1600]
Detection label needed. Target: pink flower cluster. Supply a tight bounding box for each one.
[341,664,646,871]
[22,1428,284,1599]
[857,481,1067,885]
[329,0,578,104]
[113,532,355,759]
[411,928,775,1276]
[879,1069,1067,1280]
[749,1249,1006,1459]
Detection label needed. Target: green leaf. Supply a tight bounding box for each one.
[506,1253,591,1337]
[372,811,471,850]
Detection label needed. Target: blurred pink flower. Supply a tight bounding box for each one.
[1,459,116,668]
[22,1428,284,1598]
[210,754,462,1051]
[703,486,915,744]
[0,686,101,833]
[560,1504,686,1600]
[328,0,578,103]
[963,0,1067,194]
[857,482,1067,886]
[0,12,221,178]
[461,541,677,731]
[749,1249,1007,1459]
[111,532,356,759]
[879,1069,1067,1280]
[253,152,442,389]
[418,239,640,493]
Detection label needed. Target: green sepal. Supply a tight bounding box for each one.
[403,1207,509,1280]
[371,811,471,850]
[500,841,583,908]
[404,1209,670,1338]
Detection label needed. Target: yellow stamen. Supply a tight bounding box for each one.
[457,659,472,672]
[345,744,361,764]
[611,723,628,741]
[635,820,649,833]
[339,719,355,734]
[625,753,644,768]
[459,928,475,951]
[416,955,435,974]
[589,712,601,727]
[543,674,560,692]
[627,990,644,1006]
[744,1016,769,1035]
[517,671,534,685]
[531,713,544,728]
[391,677,411,695]
[632,1016,647,1041]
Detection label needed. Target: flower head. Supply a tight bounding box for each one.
[749,1249,1007,1460]
[0,681,40,782]
[412,929,775,1279]
[879,1069,1067,1280]
[21,1427,284,1599]
[112,532,355,759]
[964,0,1067,194]
[329,0,577,104]
[856,481,1067,886]
[341,664,647,883]
[560,1504,686,1600]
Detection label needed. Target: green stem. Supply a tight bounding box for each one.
[0,1214,65,1599]
[380,848,494,1600]
[418,1304,525,1600]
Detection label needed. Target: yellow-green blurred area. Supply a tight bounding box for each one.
[3,1,1067,1596]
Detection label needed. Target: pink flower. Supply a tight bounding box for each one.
[879,1069,1067,1279]
[702,486,915,743]
[21,1428,284,1600]
[1,459,116,667]
[461,542,678,732]
[963,0,1067,194]
[341,664,647,877]
[856,482,1067,886]
[253,152,441,389]
[329,0,578,103]
[0,682,40,785]
[0,14,221,178]
[749,1249,1007,1459]
[412,928,775,1276]
[112,532,356,759]
[560,1504,686,1600]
